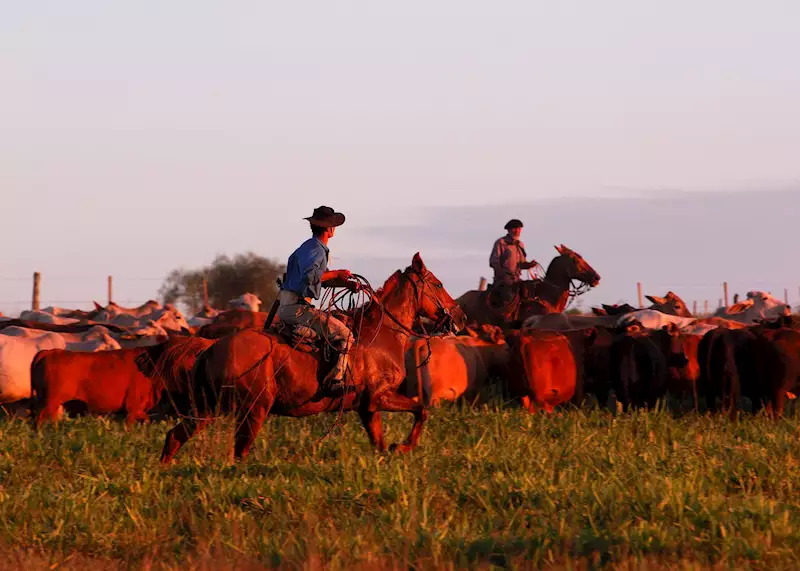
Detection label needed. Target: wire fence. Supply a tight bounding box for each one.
[0,273,796,318]
[0,275,165,317]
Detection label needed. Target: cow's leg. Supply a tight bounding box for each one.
[233,403,271,460]
[35,399,64,428]
[161,418,213,464]
[371,391,427,454]
[357,407,386,452]
[520,395,536,413]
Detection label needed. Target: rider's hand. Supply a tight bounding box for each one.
[338,269,353,280]
[345,280,362,292]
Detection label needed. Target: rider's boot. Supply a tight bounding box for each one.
[322,351,354,395]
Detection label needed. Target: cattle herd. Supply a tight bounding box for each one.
[0,284,797,456]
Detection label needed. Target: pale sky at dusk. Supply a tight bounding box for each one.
[2,1,799,315]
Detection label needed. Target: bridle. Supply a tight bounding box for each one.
[520,256,598,311]
[377,266,457,339]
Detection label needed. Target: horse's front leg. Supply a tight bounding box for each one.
[372,391,428,454]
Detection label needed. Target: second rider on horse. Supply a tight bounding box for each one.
[489,219,538,305]
[278,206,361,395]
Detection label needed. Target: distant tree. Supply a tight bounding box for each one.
[159,252,285,314]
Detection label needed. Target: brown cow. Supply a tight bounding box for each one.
[668,333,702,409]
[747,326,800,416]
[31,337,212,426]
[401,325,508,406]
[506,330,577,413]
[32,348,161,426]
[196,309,268,339]
[609,323,688,410]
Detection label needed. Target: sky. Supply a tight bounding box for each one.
[1,1,799,315]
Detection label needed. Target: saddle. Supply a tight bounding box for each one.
[266,309,353,358]
[483,280,541,320]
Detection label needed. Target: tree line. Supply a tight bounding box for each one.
[159,252,285,314]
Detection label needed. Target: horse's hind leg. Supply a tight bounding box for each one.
[373,391,428,454]
[161,418,212,464]
[233,403,271,460]
[357,407,386,453]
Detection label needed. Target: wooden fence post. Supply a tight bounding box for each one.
[704,300,709,315]
[107,276,113,305]
[32,272,41,311]
[785,288,789,306]
[692,301,697,315]
[637,282,643,309]
[202,278,209,307]
[719,298,723,309]
[478,277,487,292]
[723,282,729,308]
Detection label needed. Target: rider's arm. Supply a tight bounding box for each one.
[322,269,352,288]
[489,239,506,274]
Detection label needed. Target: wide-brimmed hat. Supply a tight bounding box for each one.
[304,206,346,228]
[504,219,523,230]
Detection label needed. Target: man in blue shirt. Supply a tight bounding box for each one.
[277,206,361,394]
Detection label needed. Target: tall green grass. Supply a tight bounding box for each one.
[0,405,799,569]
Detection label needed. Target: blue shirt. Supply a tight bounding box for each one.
[281,237,329,300]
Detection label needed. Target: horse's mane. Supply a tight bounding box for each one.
[372,270,404,301]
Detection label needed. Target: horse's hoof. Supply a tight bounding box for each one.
[389,443,413,454]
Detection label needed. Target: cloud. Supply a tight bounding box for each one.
[339,189,800,308]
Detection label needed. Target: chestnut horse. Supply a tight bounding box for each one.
[160,254,466,463]
[456,245,601,327]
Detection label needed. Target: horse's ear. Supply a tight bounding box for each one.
[411,253,426,273]
[592,307,608,316]
[555,245,564,255]
[646,295,667,305]
[93,301,103,311]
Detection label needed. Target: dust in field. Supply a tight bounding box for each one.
[0,406,799,569]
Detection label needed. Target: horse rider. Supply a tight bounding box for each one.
[278,206,362,394]
[489,219,539,305]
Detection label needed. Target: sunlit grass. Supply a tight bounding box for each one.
[0,404,799,569]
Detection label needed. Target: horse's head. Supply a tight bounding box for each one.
[405,253,466,334]
[554,244,601,287]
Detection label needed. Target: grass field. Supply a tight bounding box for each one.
[1,404,799,570]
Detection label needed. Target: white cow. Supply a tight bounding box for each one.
[187,306,220,328]
[228,293,262,312]
[1,326,121,352]
[714,291,790,324]
[92,302,190,334]
[616,310,696,331]
[18,311,80,326]
[0,333,66,403]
